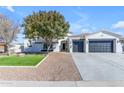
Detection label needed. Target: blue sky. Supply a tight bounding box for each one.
[0,6,124,43]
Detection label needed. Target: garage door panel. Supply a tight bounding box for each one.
[89,40,114,53]
[73,40,84,52]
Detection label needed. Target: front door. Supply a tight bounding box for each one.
[61,41,68,52]
[61,43,66,51]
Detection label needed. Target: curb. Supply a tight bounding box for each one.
[35,54,49,68]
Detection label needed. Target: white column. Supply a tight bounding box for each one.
[53,40,61,52]
[116,39,123,53]
[69,38,73,53]
[85,39,89,53]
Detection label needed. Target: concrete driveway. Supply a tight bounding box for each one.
[72,53,124,80]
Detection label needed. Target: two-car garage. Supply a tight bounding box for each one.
[72,39,114,53]
[70,31,123,53]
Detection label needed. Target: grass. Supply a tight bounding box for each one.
[0,54,45,66]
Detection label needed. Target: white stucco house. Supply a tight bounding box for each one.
[0,36,24,53]
[24,30,124,53]
[9,43,24,53]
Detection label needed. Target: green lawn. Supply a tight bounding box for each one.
[0,54,45,66]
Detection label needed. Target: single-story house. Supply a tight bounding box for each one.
[24,30,124,53]
[9,43,24,53]
[0,36,23,53]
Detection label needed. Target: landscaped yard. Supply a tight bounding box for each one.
[0,54,45,66]
[0,52,81,81]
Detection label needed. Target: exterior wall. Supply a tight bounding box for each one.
[85,39,89,53]
[69,32,123,53]
[24,38,68,53]
[23,33,73,53]
[23,32,124,53]
[24,39,30,48]
[53,40,61,52]
[86,32,123,53]
[87,32,117,39]
[53,37,68,52]
[68,37,82,53]
[9,44,22,53]
[68,38,73,53]
[116,39,123,53]
[24,39,44,53]
[0,44,6,52]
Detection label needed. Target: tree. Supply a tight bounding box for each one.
[22,11,70,52]
[0,14,19,55]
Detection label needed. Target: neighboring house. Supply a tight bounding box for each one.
[24,31,124,53]
[9,43,24,53]
[0,37,6,53]
[0,36,23,53]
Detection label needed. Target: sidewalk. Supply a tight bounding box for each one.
[0,81,124,87]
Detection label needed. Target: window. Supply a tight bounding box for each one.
[35,42,42,44]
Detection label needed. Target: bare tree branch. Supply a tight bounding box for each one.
[0,13,20,54]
